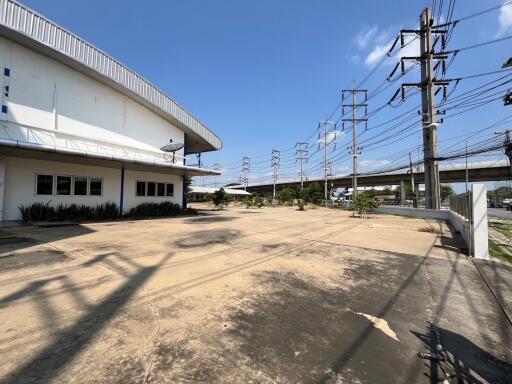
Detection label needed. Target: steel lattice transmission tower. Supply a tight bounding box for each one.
[241,156,250,190]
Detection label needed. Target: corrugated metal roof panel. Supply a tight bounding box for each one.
[0,0,222,152]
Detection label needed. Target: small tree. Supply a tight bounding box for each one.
[212,188,230,208]
[440,184,454,199]
[278,188,296,205]
[300,182,323,204]
[349,194,379,218]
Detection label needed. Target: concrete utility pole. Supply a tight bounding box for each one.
[391,6,450,209]
[296,142,308,190]
[271,149,280,201]
[420,7,441,210]
[319,119,336,202]
[342,87,368,200]
[241,156,250,191]
[409,152,417,207]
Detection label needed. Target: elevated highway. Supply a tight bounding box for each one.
[245,160,510,194]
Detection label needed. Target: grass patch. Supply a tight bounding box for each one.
[488,239,512,264]
[489,221,512,238]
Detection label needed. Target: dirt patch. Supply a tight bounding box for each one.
[175,229,241,248]
[0,249,68,269]
[260,243,288,252]
[418,225,442,234]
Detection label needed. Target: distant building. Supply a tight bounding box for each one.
[0,0,221,220]
[188,186,251,202]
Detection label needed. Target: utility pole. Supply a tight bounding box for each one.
[271,149,280,201]
[241,156,250,191]
[213,163,220,188]
[420,7,441,209]
[390,6,449,209]
[409,152,417,208]
[319,119,336,202]
[328,163,334,199]
[296,142,308,190]
[342,87,368,200]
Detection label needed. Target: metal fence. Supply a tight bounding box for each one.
[449,192,473,222]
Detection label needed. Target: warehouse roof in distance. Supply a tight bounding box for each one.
[188,186,252,196]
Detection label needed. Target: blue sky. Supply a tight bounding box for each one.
[21,0,512,190]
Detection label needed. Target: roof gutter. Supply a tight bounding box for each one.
[0,138,221,176]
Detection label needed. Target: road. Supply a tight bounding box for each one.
[488,207,512,220]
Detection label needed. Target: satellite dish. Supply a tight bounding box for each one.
[160,139,184,153]
[160,139,184,164]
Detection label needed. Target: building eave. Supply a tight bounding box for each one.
[0,141,221,176]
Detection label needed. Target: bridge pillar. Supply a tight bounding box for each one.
[400,180,407,205]
[415,184,420,207]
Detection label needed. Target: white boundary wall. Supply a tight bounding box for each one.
[376,184,489,259]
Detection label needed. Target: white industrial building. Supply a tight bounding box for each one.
[0,0,221,220]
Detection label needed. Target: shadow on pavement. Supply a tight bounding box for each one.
[0,253,172,384]
[184,215,238,224]
[412,323,512,384]
[0,225,95,260]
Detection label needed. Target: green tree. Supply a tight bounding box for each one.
[278,188,297,204]
[440,184,454,199]
[300,182,324,204]
[212,188,230,207]
[361,188,377,199]
[488,186,512,203]
[349,194,380,218]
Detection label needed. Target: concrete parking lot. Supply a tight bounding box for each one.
[0,206,511,383]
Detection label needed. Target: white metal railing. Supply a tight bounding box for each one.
[0,120,184,165]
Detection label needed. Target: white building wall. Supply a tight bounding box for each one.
[3,156,120,220]
[123,169,183,211]
[2,156,183,220]
[0,36,185,161]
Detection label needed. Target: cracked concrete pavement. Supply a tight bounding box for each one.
[0,206,510,383]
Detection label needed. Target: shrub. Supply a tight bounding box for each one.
[349,194,380,218]
[212,188,230,207]
[127,202,182,218]
[277,188,296,205]
[18,201,119,222]
[297,200,305,211]
[95,202,119,220]
[19,201,54,222]
[19,201,193,222]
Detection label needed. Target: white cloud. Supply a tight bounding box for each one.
[399,36,420,58]
[364,33,420,68]
[364,41,393,67]
[499,1,512,35]
[316,131,345,146]
[354,25,378,49]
